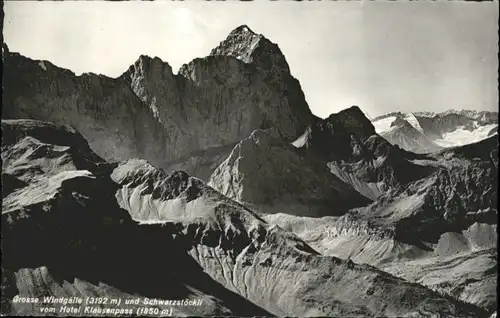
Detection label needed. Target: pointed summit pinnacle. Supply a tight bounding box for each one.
[210,24,293,74]
[230,24,256,35]
[210,24,264,63]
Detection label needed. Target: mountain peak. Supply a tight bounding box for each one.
[129,54,173,72]
[230,24,256,36]
[210,25,264,64]
[326,106,376,137]
[210,25,291,73]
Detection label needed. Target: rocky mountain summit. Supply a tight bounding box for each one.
[2,25,498,317]
[292,106,435,199]
[3,26,314,180]
[372,110,498,153]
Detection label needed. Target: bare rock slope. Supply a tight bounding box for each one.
[208,128,371,217]
[1,119,488,317]
[2,119,269,317]
[293,106,435,199]
[264,135,498,313]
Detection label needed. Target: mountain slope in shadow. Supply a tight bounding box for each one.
[1,119,488,317]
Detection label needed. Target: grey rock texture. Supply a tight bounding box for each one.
[264,136,497,313]
[110,146,484,317]
[266,213,497,313]
[352,136,499,245]
[208,128,371,216]
[163,143,237,182]
[383,247,497,313]
[293,106,434,198]
[1,119,487,317]
[3,26,314,180]
[2,25,497,317]
[1,120,272,317]
[416,113,482,139]
[3,51,167,165]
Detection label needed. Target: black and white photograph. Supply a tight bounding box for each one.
[1,1,498,317]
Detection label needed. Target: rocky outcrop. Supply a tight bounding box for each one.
[317,135,497,266]
[208,128,371,216]
[1,120,105,179]
[293,106,434,198]
[1,119,487,317]
[3,25,314,180]
[209,25,313,137]
[110,147,484,318]
[263,134,497,313]
[2,51,168,166]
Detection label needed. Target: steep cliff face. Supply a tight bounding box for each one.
[293,106,434,198]
[208,128,371,217]
[3,25,314,180]
[209,25,312,137]
[1,119,486,317]
[2,50,168,167]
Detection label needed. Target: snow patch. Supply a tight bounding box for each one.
[403,113,424,133]
[291,129,309,148]
[38,61,47,71]
[372,116,397,134]
[434,124,497,147]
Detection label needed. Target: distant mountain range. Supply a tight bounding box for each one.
[371,110,498,153]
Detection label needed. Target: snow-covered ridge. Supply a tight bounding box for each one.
[371,110,498,153]
[371,112,424,134]
[434,123,498,147]
[372,116,397,134]
[403,113,424,133]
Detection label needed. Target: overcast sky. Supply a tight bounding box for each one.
[4,1,498,118]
